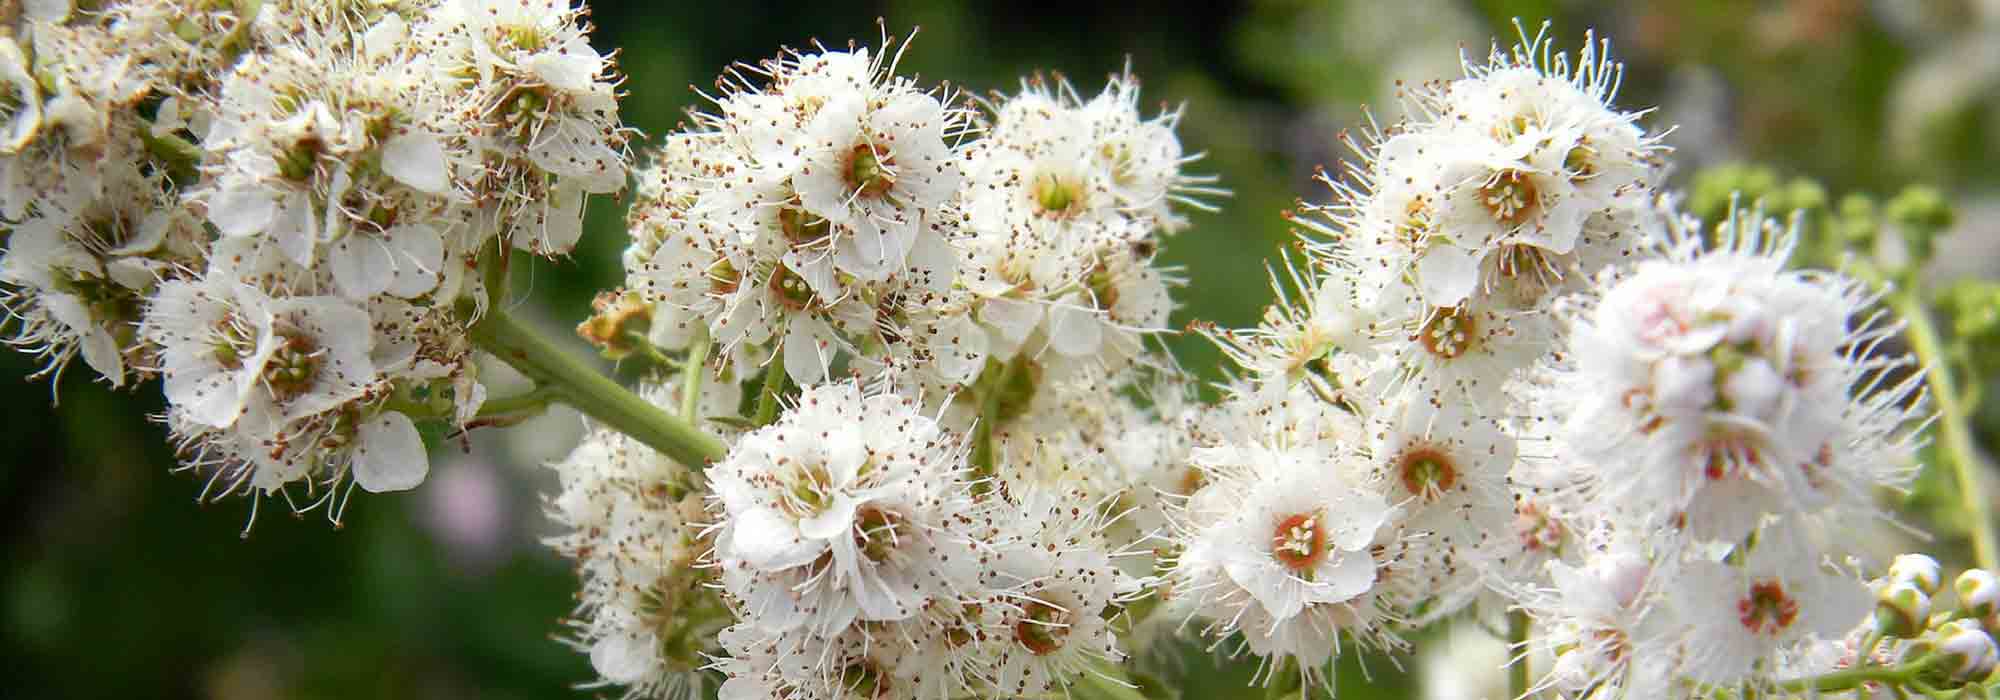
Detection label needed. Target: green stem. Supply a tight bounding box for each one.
[969,356,1024,484]
[475,387,554,419]
[752,362,789,427]
[1508,609,1532,699]
[682,332,710,422]
[1774,656,1928,694]
[468,307,726,468]
[1074,661,1152,700]
[1892,290,1999,570]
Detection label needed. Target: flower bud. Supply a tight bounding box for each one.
[1875,580,1932,638]
[1959,570,2000,618]
[1935,619,1998,683]
[1891,553,1944,595]
[577,292,654,361]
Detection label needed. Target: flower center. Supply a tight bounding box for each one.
[1396,447,1458,501]
[767,265,817,311]
[1707,338,1759,413]
[1031,171,1086,219]
[780,462,834,517]
[1085,261,1120,312]
[708,257,741,295]
[838,660,891,699]
[1416,306,1477,360]
[1014,599,1072,656]
[496,24,548,52]
[853,506,904,564]
[1736,579,1800,636]
[1479,169,1541,228]
[1564,140,1598,180]
[844,143,894,199]
[262,330,322,401]
[779,206,831,247]
[1398,197,1435,250]
[1514,500,1565,554]
[276,134,325,182]
[1271,511,1330,572]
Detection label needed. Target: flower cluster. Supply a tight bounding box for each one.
[0,0,631,516]
[1181,24,1934,697]
[0,6,1977,700]
[558,33,1217,700]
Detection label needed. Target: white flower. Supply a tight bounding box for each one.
[707,380,980,634]
[786,79,964,280]
[1515,538,1680,698]
[978,488,1130,697]
[547,385,722,700]
[1670,534,1870,687]
[147,277,283,429]
[1366,392,1515,614]
[1171,430,1393,669]
[233,293,378,435]
[1541,206,1922,544]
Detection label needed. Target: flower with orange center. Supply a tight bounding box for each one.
[1396,446,1459,502]
[843,142,895,199]
[1479,168,1542,229]
[1271,511,1331,572]
[1013,599,1072,656]
[1735,579,1799,637]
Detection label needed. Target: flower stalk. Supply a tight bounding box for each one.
[467,306,726,468]
[1893,290,1999,571]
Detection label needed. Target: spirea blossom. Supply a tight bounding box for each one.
[0,9,1975,700]
[1532,206,1924,543]
[0,0,635,521]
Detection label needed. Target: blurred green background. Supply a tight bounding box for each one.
[8,1,2000,698]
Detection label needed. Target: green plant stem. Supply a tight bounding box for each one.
[1074,661,1152,700]
[752,362,788,427]
[1774,656,1930,694]
[468,307,726,468]
[475,387,554,419]
[1891,290,2000,571]
[1508,609,1532,699]
[681,332,709,421]
[969,356,1023,483]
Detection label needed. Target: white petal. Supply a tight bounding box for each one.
[1415,244,1482,306]
[589,632,657,685]
[361,13,408,63]
[1046,298,1103,357]
[782,319,831,385]
[905,229,956,294]
[329,234,396,299]
[382,131,450,194]
[526,48,601,93]
[352,411,429,493]
[980,297,1042,344]
[384,224,445,298]
[797,494,857,541]
[729,506,809,569]
[206,184,278,238]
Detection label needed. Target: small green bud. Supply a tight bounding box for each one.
[1781,178,1828,214]
[1893,553,1945,595]
[1934,619,1998,683]
[1887,185,1953,263]
[1960,570,2000,619]
[1835,193,1879,248]
[1876,580,1932,638]
[1887,184,1955,235]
